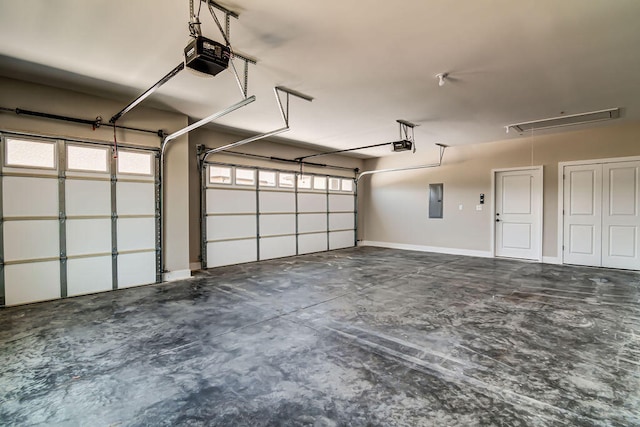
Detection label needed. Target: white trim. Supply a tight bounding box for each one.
[559,155,640,167]
[163,269,192,282]
[491,166,544,262]
[359,240,492,258]
[542,256,562,265]
[557,155,640,268]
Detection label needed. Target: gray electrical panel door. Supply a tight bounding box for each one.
[429,183,443,218]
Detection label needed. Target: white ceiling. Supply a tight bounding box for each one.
[1,0,639,157]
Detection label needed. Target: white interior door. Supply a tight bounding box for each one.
[495,168,542,260]
[563,164,602,266]
[602,161,640,269]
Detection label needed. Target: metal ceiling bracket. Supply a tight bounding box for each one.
[397,119,417,153]
[200,86,313,163]
[275,86,314,127]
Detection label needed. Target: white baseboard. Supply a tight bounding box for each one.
[542,256,562,265]
[358,240,493,258]
[189,262,202,271]
[163,269,192,282]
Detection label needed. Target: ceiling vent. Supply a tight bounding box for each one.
[506,108,620,133]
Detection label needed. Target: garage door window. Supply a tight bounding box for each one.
[117,150,153,175]
[298,175,312,189]
[279,173,294,188]
[313,176,327,190]
[236,168,255,186]
[67,145,109,172]
[259,170,276,187]
[5,138,56,169]
[210,166,232,184]
[342,179,353,192]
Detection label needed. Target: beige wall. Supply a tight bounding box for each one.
[360,121,640,259]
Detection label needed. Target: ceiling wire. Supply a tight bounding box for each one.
[530,126,534,166]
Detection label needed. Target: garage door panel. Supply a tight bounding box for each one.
[3,177,58,217]
[207,189,255,214]
[4,220,59,261]
[260,214,296,236]
[260,235,296,260]
[298,193,327,213]
[66,180,110,216]
[329,213,354,231]
[207,239,257,267]
[118,252,156,288]
[329,230,355,250]
[298,233,327,254]
[117,218,156,251]
[207,215,256,240]
[66,218,111,256]
[328,194,354,212]
[117,182,155,215]
[67,256,112,296]
[299,213,327,233]
[259,192,295,213]
[5,261,61,306]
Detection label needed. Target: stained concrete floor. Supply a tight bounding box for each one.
[1,247,640,426]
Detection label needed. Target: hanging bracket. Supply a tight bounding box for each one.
[396,119,417,153]
[275,86,314,127]
[200,86,313,163]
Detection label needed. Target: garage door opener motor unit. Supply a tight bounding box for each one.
[185,36,230,76]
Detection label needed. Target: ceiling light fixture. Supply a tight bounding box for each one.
[505,107,620,134]
[435,72,448,87]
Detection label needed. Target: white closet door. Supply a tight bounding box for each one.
[563,164,603,266]
[602,161,640,269]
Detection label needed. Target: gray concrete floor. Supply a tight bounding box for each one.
[1,247,639,426]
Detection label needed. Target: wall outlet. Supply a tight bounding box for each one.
[458,204,463,210]
[476,205,482,211]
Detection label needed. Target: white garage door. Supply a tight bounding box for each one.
[202,163,356,268]
[0,133,160,306]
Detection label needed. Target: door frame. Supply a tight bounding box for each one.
[491,166,544,261]
[558,155,640,265]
